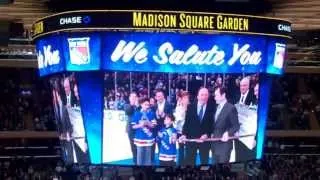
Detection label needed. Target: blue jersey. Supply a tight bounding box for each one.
[158,126,177,161]
[131,109,157,147]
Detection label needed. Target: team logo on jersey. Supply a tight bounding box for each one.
[68,37,90,65]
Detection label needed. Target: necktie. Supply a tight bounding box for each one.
[198,104,204,122]
[215,104,221,122]
[240,95,245,104]
[57,104,61,120]
[67,96,70,105]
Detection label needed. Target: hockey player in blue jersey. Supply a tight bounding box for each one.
[158,114,178,166]
[131,97,157,166]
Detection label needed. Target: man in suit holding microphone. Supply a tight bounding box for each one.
[180,87,214,165]
[212,86,240,164]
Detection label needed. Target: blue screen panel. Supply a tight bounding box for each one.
[76,72,104,164]
[102,72,263,165]
[63,33,101,71]
[266,38,287,75]
[49,73,90,164]
[102,32,268,74]
[256,75,272,159]
[36,35,65,76]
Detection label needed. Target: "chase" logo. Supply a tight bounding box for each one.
[59,16,91,25]
[278,24,291,33]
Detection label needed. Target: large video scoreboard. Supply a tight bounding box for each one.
[33,10,291,166]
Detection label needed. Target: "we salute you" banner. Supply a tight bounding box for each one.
[36,31,286,76]
[102,32,268,73]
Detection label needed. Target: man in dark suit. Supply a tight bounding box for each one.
[51,78,74,164]
[212,86,240,164]
[62,77,89,164]
[62,77,77,108]
[55,88,74,164]
[51,79,63,126]
[155,90,173,129]
[235,77,255,106]
[181,87,214,165]
[124,92,139,165]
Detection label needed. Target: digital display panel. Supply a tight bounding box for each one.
[32,10,292,40]
[35,29,285,166]
[36,35,65,76]
[36,32,288,77]
[102,32,267,73]
[102,72,260,166]
[49,73,90,164]
[266,38,287,75]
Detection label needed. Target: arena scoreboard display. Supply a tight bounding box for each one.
[33,10,291,166]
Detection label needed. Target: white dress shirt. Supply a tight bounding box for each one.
[239,91,249,105]
[157,101,165,113]
[66,94,71,106]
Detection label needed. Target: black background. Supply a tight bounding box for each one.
[45,0,272,15]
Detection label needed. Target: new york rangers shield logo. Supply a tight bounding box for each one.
[68,37,90,65]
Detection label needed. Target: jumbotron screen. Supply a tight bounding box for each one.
[102,73,260,166]
[35,10,290,166]
[50,72,261,166]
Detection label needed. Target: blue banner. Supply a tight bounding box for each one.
[36,31,287,76]
[36,35,65,76]
[102,32,268,73]
[266,38,287,75]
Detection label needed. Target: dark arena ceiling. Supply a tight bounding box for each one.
[45,0,272,14]
[0,0,319,70]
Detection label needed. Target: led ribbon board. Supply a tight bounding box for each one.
[32,10,292,40]
[36,35,65,76]
[35,31,288,76]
